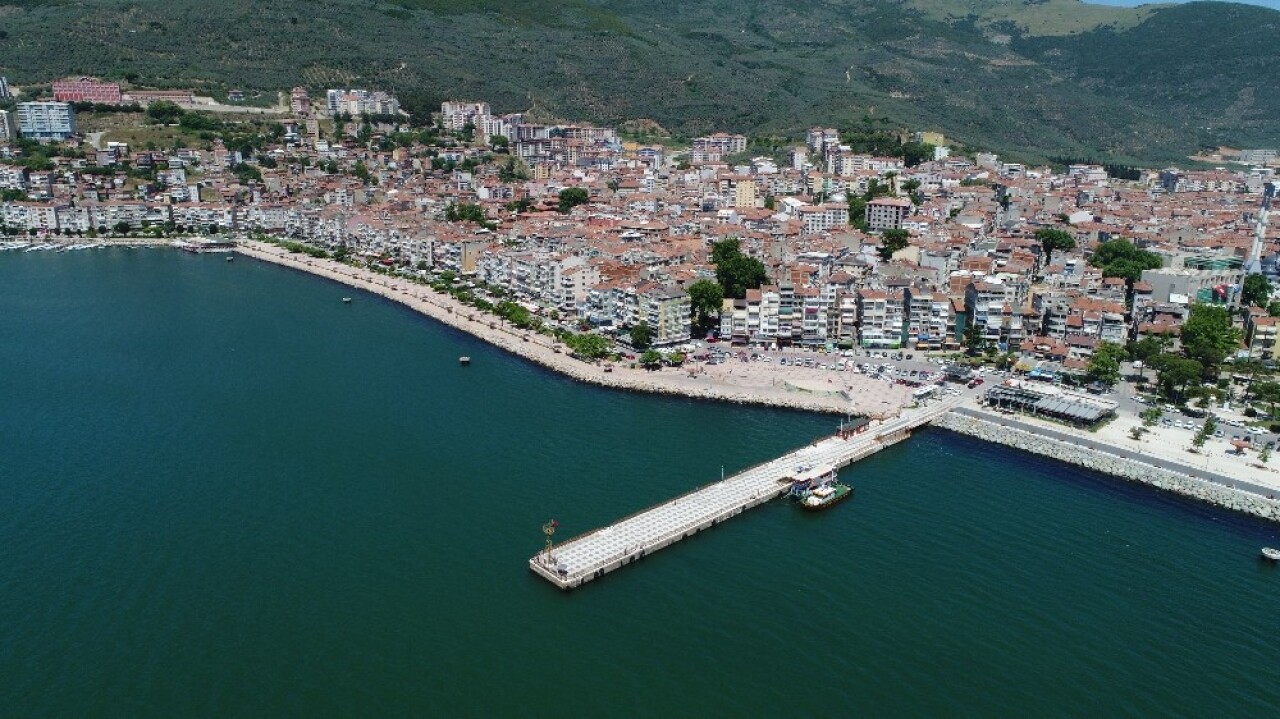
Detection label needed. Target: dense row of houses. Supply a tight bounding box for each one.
[5,91,1280,360]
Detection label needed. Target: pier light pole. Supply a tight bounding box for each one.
[542,519,558,558]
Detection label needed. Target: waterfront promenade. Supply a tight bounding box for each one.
[530,398,958,589]
[234,240,914,417]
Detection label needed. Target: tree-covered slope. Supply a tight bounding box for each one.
[0,0,1275,161]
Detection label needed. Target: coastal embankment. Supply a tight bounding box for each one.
[935,407,1280,522]
[233,241,888,417]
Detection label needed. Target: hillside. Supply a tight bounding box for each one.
[0,0,1276,162]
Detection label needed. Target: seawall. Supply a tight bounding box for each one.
[934,408,1280,523]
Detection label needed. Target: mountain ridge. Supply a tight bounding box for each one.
[0,0,1276,162]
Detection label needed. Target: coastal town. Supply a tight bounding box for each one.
[7,75,1280,507]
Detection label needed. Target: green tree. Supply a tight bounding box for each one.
[639,349,663,369]
[711,237,742,265]
[687,279,724,335]
[1253,381,1280,419]
[964,322,990,355]
[1192,417,1212,449]
[1242,273,1273,308]
[1181,303,1242,375]
[146,101,184,124]
[353,161,373,185]
[900,142,934,167]
[1089,238,1162,295]
[1152,353,1203,404]
[113,221,131,235]
[498,157,529,182]
[233,163,262,183]
[711,239,767,299]
[1034,227,1076,267]
[564,332,610,360]
[1140,406,1163,427]
[1087,341,1125,387]
[878,229,909,261]
[629,321,654,350]
[1128,335,1168,378]
[847,194,867,230]
[558,187,589,213]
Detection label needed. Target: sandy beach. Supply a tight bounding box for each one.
[234,240,917,417]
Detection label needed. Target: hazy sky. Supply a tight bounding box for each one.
[1087,0,1280,10]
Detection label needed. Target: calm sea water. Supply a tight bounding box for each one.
[3,249,1279,716]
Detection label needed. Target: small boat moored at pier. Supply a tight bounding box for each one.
[800,481,853,510]
[786,463,854,510]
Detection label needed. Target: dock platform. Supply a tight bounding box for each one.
[530,400,956,589]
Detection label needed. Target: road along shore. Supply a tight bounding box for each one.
[233,241,894,417]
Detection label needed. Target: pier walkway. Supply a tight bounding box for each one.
[530,398,959,589]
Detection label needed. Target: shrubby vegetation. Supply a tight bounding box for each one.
[0,0,1271,159]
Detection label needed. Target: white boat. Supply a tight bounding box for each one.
[1261,547,1280,562]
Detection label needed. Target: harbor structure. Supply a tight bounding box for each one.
[530,399,957,590]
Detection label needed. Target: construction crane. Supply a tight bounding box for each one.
[1245,181,1276,275]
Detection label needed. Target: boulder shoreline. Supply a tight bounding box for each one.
[935,408,1280,523]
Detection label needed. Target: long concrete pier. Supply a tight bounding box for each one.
[530,399,958,589]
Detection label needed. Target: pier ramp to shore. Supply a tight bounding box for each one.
[530,399,958,590]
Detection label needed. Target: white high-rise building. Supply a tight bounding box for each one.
[17,102,76,141]
[0,110,17,142]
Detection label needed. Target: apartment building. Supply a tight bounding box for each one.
[904,288,951,350]
[865,197,912,231]
[326,89,400,116]
[1247,315,1280,361]
[290,87,312,116]
[857,289,905,349]
[692,133,747,157]
[796,203,849,235]
[0,110,16,142]
[17,102,76,141]
[637,284,691,346]
[440,101,491,130]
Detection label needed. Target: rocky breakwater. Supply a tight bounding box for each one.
[934,409,1280,523]
[233,243,859,417]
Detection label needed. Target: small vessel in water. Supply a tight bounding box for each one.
[342,297,352,304]
[800,481,854,510]
[226,255,234,262]
[786,463,853,510]
[459,356,471,366]
[1261,547,1280,562]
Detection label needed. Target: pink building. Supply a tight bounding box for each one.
[52,77,123,104]
[290,87,311,116]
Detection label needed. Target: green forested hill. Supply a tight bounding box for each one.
[0,0,1276,162]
